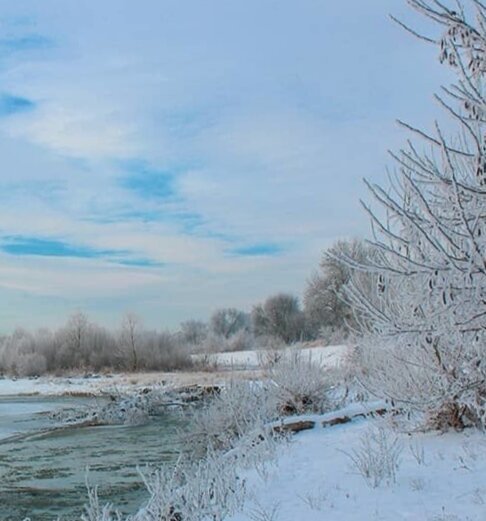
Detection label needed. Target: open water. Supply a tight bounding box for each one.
[0,396,183,520]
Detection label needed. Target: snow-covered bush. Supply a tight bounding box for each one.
[226,329,255,352]
[81,383,285,521]
[355,335,486,429]
[82,448,249,521]
[339,0,486,430]
[0,329,48,376]
[343,424,403,488]
[82,485,120,521]
[267,350,334,414]
[15,352,47,377]
[256,347,284,369]
[198,332,229,354]
[135,449,247,521]
[53,388,181,428]
[187,380,280,454]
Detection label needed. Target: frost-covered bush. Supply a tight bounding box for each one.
[135,450,247,521]
[355,335,486,429]
[81,384,285,521]
[0,317,121,375]
[82,448,249,521]
[0,329,48,376]
[339,0,486,430]
[187,381,280,454]
[267,350,334,414]
[343,424,403,488]
[195,329,257,355]
[198,332,228,354]
[226,329,255,352]
[135,331,193,371]
[15,352,47,377]
[82,485,119,521]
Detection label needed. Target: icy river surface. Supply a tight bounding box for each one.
[0,395,183,520]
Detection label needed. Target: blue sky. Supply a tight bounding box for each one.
[0,0,452,331]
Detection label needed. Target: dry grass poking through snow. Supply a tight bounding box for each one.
[225,409,486,521]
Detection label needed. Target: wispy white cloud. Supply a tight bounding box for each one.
[6,102,139,159]
[0,0,453,330]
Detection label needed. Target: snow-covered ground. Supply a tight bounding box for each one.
[0,375,114,396]
[195,344,349,369]
[228,409,486,521]
[0,370,254,397]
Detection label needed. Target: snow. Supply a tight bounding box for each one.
[0,371,242,397]
[0,375,117,397]
[196,344,350,369]
[227,410,486,521]
[0,373,182,397]
[267,401,387,429]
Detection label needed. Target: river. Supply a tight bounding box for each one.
[0,395,184,520]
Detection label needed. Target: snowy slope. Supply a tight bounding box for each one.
[228,414,486,521]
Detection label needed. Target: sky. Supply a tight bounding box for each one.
[0,0,453,331]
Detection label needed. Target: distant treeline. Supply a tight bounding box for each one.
[0,239,372,376]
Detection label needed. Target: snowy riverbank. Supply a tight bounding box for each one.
[227,408,486,521]
[0,369,252,397]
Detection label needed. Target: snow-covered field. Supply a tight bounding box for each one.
[229,409,486,521]
[194,343,349,369]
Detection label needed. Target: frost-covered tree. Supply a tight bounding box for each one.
[0,328,48,376]
[304,239,372,337]
[57,312,91,368]
[179,319,208,346]
[209,308,249,339]
[252,293,305,344]
[87,325,119,371]
[346,0,486,429]
[120,312,142,371]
